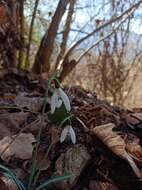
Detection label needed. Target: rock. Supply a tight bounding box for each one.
[55,145,90,190]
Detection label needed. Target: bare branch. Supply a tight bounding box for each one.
[76,11,133,64]
[59,0,142,82]
[60,0,142,67]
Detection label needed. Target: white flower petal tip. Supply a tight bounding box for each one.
[56,99,62,108]
[50,91,58,114]
[60,126,70,143]
[69,126,76,144]
[60,125,76,144]
[58,88,71,112]
[50,88,71,114]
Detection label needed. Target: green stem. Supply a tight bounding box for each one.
[59,115,72,127]
[27,74,55,190]
[32,143,53,188]
[27,71,63,189]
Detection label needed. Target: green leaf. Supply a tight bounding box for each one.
[48,104,70,124]
[3,172,26,190]
[0,164,25,190]
[27,159,38,190]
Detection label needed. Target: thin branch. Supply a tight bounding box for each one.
[57,28,89,35]
[60,0,142,67]
[76,12,132,64]
[25,0,41,69]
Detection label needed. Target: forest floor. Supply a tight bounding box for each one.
[0,68,142,190]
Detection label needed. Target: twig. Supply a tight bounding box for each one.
[76,117,89,132]
[60,0,142,67]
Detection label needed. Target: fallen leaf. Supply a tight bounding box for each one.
[23,148,51,172]
[9,112,30,126]
[51,127,59,144]
[0,123,11,140]
[12,168,26,181]
[36,148,51,171]
[125,113,142,126]
[14,95,43,112]
[0,178,7,190]
[0,133,36,162]
[126,140,142,164]
[1,176,18,190]
[92,123,142,178]
[0,112,30,131]
[132,113,142,121]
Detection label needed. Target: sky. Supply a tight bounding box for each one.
[75,13,142,34]
[131,20,142,34]
[73,0,142,35]
[27,0,142,42]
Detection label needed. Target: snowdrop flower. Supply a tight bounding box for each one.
[60,125,76,144]
[50,88,71,114]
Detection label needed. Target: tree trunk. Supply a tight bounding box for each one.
[59,59,77,82]
[18,0,25,69]
[55,0,76,70]
[25,0,40,69]
[0,0,19,68]
[33,0,70,74]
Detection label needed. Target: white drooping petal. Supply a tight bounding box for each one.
[60,126,70,143]
[56,99,62,108]
[58,88,71,111]
[50,91,58,114]
[69,126,76,144]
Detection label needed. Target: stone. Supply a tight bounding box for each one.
[55,145,90,190]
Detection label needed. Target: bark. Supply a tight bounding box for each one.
[33,0,70,74]
[18,0,24,68]
[59,59,77,82]
[25,0,40,69]
[0,0,19,68]
[55,0,76,70]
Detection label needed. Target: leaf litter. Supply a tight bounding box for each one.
[0,70,142,189]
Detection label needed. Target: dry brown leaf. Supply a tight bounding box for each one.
[132,113,142,121]
[29,118,46,133]
[0,177,7,190]
[0,112,29,132]
[51,127,59,144]
[0,123,11,140]
[36,148,51,171]
[9,112,30,126]
[125,113,142,126]
[92,123,142,178]
[0,133,36,162]
[14,95,43,112]
[126,141,142,164]
[1,176,18,190]
[23,148,51,172]
[0,113,30,149]
[12,168,26,181]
